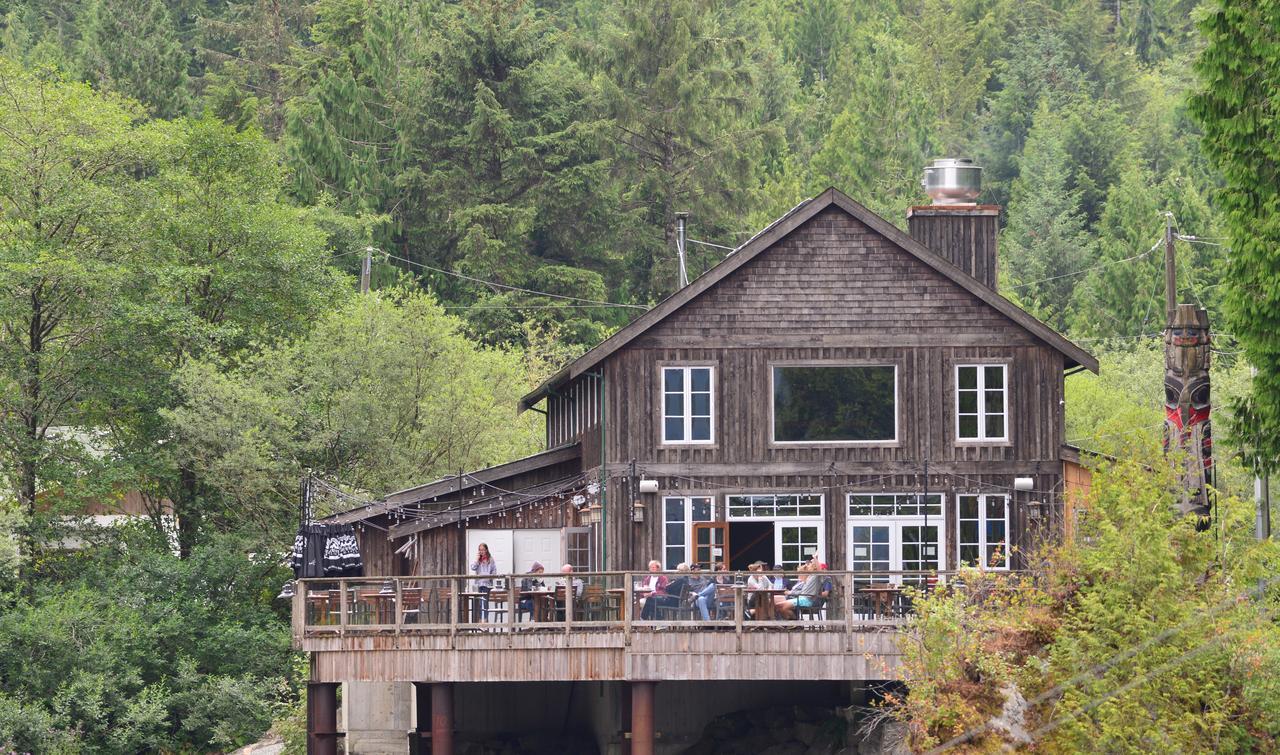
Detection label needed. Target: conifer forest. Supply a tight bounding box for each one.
[1,0,1279,751]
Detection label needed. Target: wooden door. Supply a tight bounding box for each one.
[692,522,729,569]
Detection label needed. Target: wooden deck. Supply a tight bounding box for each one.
[294,572,923,683]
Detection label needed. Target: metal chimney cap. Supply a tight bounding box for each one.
[922,158,983,205]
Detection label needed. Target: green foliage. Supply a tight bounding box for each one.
[165,287,543,516]
[0,60,164,557]
[893,461,1280,752]
[1190,0,1280,474]
[78,0,190,117]
[583,0,776,297]
[0,530,300,753]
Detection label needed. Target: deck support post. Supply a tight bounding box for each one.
[306,682,340,755]
[430,682,454,755]
[630,681,656,755]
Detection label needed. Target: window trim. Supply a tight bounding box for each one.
[768,361,900,447]
[954,363,1009,443]
[661,495,714,569]
[660,365,716,446]
[956,494,1010,571]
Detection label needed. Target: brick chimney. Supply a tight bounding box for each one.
[907,158,999,289]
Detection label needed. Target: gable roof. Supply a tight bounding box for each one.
[520,188,1097,412]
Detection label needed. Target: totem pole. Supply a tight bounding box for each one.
[1163,304,1213,528]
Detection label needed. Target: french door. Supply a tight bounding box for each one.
[846,520,942,585]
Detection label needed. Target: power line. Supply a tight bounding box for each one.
[381,251,648,310]
[1007,239,1162,291]
[686,238,737,252]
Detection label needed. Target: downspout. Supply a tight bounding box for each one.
[600,370,608,570]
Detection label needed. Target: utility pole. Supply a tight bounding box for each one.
[1164,212,1177,323]
[675,212,689,288]
[360,246,373,294]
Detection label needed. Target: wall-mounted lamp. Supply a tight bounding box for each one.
[1026,500,1044,520]
[1014,477,1035,492]
[632,500,646,523]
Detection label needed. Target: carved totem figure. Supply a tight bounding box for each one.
[1163,304,1213,526]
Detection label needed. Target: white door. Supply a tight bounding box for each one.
[513,529,562,574]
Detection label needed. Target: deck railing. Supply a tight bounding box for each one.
[292,570,978,638]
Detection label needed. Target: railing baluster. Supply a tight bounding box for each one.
[508,578,517,632]
[395,578,403,634]
[623,572,632,644]
[339,579,348,635]
[449,577,458,638]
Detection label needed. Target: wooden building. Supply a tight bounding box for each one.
[301,185,1097,754]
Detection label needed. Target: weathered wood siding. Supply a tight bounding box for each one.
[547,374,602,448]
[590,206,1066,569]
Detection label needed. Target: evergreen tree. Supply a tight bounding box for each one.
[999,101,1092,330]
[583,0,775,298]
[284,0,409,215]
[79,0,190,117]
[1189,0,1280,473]
[1071,164,1163,338]
[197,0,312,136]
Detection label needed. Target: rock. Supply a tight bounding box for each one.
[229,735,285,755]
[989,682,1033,746]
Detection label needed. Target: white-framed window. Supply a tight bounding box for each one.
[771,364,898,444]
[662,366,714,444]
[956,364,1007,441]
[957,494,1009,570]
[726,493,823,519]
[662,496,713,569]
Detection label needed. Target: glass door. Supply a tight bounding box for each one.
[848,524,892,585]
[898,524,941,587]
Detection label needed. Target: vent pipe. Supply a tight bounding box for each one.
[675,212,689,288]
[921,158,983,205]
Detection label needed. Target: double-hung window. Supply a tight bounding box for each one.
[662,366,714,443]
[956,364,1007,441]
[957,494,1009,570]
[662,496,713,569]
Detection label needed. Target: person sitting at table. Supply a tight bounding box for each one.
[636,560,668,617]
[557,563,584,599]
[775,561,823,620]
[772,564,790,590]
[642,563,691,619]
[744,561,773,618]
[517,561,546,619]
[470,542,497,621]
[694,562,729,621]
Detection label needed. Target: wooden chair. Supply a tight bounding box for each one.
[400,588,422,624]
[714,585,738,620]
[579,583,607,621]
[654,582,694,621]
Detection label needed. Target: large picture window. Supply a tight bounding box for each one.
[956,364,1007,441]
[662,496,713,569]
[957,494,1009,569]
[772,365,896,443]
[662,366,714,444]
